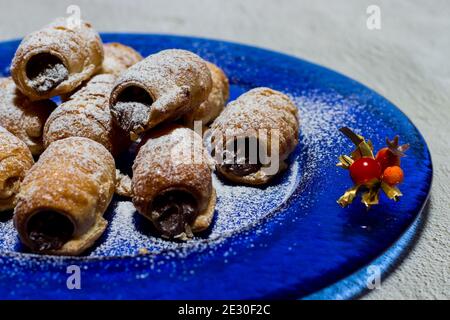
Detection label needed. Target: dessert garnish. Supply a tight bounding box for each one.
[337,127,409,209]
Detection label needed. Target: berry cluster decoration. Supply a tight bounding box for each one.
[337,127,409,209]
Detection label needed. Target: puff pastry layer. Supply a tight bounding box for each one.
[207,87,299,185]
[0,77,55,155]
[0,126,34,212]
[14,137,116,255]
[183,62,229,127]
[44,74,128,156]
[11,18,103,100]
[132,126,215,239]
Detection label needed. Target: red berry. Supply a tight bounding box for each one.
[375,147,400,170]
[382,166,404,185]
[349,157,382,186]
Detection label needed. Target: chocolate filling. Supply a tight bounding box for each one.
[27,211,74,252]
[150,190,198,238]
[113,86,153,134]
[26,53,68,94]
[220,137,262,176]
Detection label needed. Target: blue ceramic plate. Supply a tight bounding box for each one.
[0,34,432,299]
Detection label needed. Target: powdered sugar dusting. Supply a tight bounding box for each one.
[110,49,212,135]
[43,74,127,155]
[101,42,143,76]
[0,87,361,258]
[28,62,68,94]
[10,18,103,100]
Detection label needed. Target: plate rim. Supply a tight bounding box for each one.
[0,33,433,299]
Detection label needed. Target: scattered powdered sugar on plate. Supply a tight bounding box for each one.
[0,217,18,250]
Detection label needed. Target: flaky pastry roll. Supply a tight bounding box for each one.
[183,62,229,127]
[44,74,128,156]
[207,87,299,185]
[11,18,103,101]
[14,137,116,255]
[132,126,216,240]
[0,77,55,155]
[0,127,34,212]
[110,49,212,140]
[100,42,143,76]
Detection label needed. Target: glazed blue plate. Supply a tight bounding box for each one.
[0,34,432,299]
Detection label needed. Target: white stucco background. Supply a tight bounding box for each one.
[0,0,448,299]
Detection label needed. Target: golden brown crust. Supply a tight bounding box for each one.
[13,137,116,255]
[115,169,132,197]
[191,188,216,233]
[110,49,212,139]
[101,42,143,76]
[132,126,215,237]
[183,62,229,126]
[0,126,34,212]
[11,18,103,100]
[43,74,129,156]
[208,87,299,185]
[0,77,55,155]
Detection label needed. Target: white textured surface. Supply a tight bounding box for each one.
[0,0,448,299]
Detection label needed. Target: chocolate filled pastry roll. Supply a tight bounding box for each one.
[14,137,116,255]
[132,126,216,240]
[183,62,229,127]
[0,127,34,212]
[101,42,143,76]
[207,87,299,185]
[0,77,56,155]
[43,74,128,156]
[11,18,103,101]
[110,49,212,140]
